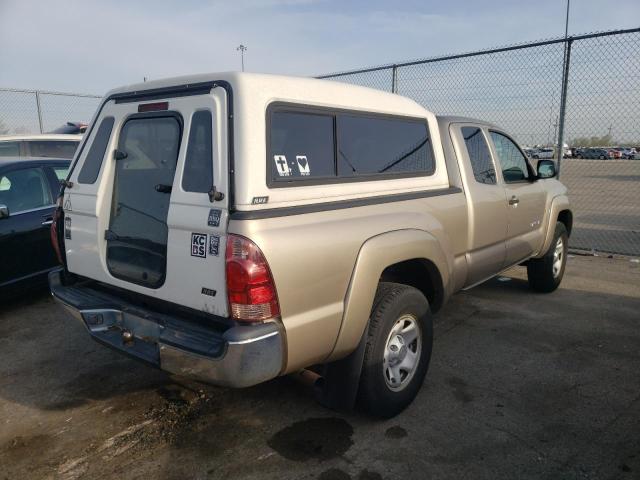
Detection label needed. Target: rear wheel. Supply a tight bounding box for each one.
[358,282,433,418]
[527,222,568,293]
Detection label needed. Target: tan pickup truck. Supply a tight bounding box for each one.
[49,73,572,417]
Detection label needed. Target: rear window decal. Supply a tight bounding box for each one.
[274,155,291,176]
[207,209,221,227]
[209,235,220,256]
[191,233,207,258]
[296,155,310,176]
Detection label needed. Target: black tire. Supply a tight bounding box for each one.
[357,282,433,418]
[527,222,568,293]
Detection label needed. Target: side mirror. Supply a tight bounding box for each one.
[0,204,9,219]
[537,160,556,179]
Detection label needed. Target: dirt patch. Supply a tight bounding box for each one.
[384,425,408,439]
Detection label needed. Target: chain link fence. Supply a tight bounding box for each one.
[0,88,101,135]
[1,29,638,255]
[319,28,640,256]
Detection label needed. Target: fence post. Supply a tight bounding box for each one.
[391,65,398,93]
[556,38,573,178]
[35,90,44,133]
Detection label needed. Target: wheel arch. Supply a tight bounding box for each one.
[325,229,452,363]
[535,195,572,258]
[558,209,573,236]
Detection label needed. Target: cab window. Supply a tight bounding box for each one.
[489,131,530,183]
[461,127,496,185]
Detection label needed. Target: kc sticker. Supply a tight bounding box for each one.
[274,155,291,176]
[296,155,310,176]
[191,233,207,258]
[207,209,221,227]
[208,235,220,256]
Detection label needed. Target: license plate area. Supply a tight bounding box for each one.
[82,309,161,365]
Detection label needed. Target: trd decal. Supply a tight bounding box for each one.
[201,287,217,297]
[191,233,207,258]
[251,196,269,205]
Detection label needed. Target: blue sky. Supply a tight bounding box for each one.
[0,0,638,94]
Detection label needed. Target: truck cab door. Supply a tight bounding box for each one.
[487,131,546,266]
[450,124,508,286]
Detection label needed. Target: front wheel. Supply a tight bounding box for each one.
[527,222,568,292]
[358,282,433,418]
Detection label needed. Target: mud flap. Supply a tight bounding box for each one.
[315,325,369,412]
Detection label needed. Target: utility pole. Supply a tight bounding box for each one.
[556,0,571,174]
[236,44,247,72]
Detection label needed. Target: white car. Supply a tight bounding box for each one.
[0,134,82,159]
[532,148,554,159]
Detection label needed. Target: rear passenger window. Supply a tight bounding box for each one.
[182,110,213,193]
[0,142,20,157]
[490,131,530,183]
[78,117,114,184]
[337,115,433,176]
[28,141,78,159]
[269,111,335,182]
[461,127,496,185]
[0,167,52,214]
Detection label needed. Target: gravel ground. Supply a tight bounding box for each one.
[1,254,639,480]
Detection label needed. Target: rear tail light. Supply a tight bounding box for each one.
[225,234,280,322]
[50,197,64,265]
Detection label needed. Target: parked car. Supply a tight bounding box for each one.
[49,73,572,418]
[0,134,81,159]
[613,147,636,159]
[49,122,88,135]
[573,147,586,158]
[607,149,622,159]
[532,147,554,159]
[0,157,70,293]
[578,148,612,159]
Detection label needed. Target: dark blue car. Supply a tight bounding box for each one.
[0,157,70,293]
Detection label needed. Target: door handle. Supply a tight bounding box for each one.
[508,195,520,206]
[42,219,53,226]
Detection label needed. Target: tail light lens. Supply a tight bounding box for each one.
[226,234,280,322]
[50,197,64,265]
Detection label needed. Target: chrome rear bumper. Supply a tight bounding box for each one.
[49,270,284,388]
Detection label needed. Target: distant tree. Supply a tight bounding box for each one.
[570,134,613,147]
